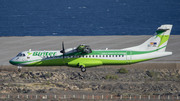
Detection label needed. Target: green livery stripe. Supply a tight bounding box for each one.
[156,30,166,35]
[155,29,169,47]
[157,35,169,47]
[9,59,41,65]
[25,58,154,67]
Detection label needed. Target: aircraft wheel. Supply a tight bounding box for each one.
[80,66,86,72]
[18,68,21,72]
[81,67,86,72]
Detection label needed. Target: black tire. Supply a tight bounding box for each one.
[18,69,21,72]
[81,67,86,72]
[80,65,86,72]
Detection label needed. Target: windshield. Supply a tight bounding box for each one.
[16,53,26,57]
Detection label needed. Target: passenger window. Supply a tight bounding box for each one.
[122,55,124,57]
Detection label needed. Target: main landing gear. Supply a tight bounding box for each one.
[80,65,86,72]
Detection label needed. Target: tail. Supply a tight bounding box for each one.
[121,24,173,52]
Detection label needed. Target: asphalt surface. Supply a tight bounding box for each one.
[0,35,179,65]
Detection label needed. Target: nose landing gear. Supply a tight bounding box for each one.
[17,66,22,72]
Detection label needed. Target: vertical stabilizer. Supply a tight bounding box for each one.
[121,24,173,51]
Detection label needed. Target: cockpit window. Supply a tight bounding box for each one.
[17,53,21,57]
[17,53,26,57]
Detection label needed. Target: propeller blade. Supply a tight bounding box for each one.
[62,41,65,61]
[62,41,64,52]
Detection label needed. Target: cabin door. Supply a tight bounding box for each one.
[126,51,132,64]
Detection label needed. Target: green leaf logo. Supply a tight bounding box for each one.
[27,52,32,56]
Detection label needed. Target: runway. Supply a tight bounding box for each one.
[0,35,180,65]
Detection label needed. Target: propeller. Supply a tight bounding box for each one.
[60,41,65,61]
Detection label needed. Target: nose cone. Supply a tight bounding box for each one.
[9,57,18,65]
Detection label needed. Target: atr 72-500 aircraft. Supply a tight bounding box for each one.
[9,24,173,72]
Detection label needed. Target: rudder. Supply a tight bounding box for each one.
[156,24,172,51]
